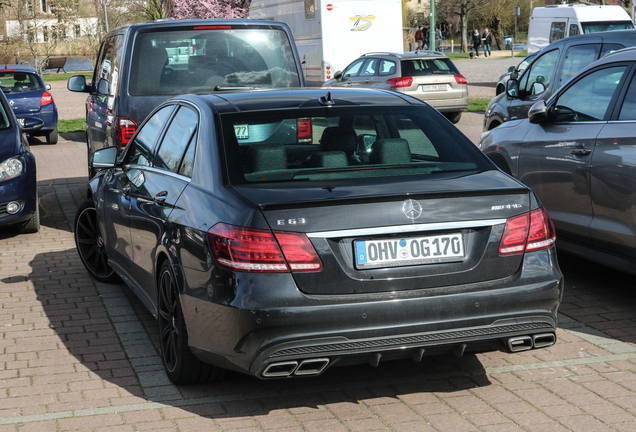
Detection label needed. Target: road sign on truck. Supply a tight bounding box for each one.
[249,0,403,86]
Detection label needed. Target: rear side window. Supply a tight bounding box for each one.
[0,71,44,93]
[558,44,600,85]
[400,59,459,77]
[129,28,301,96]
[549,22,566,43]
[601,43,625,57]
[569,24,580,36]
[221,106,492,184]
[155,106,198,173]
[378,59,396,76]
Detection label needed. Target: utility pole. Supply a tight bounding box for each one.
[103,0,109,33]
[430,0,435,51]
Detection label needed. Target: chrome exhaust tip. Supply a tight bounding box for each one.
[262,361,298,377]
[533,333,556,349]
[507,336,533,352]
[294,358,330,376]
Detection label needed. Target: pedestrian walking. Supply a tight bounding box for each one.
[483,28,492,58]
[435,27,442,51]
[415,26,424,50]
[472,29,481,58]
[423,25,430,49]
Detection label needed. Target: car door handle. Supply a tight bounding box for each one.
[155,190,168,205]
[570,148,591,156]
[122,186,131,196]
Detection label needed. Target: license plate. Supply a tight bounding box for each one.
[355,233,465,269]
[17,118,24,126]
[421,84,447,92]
[234,124,249,140]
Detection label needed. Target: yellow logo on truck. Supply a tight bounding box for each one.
[350,15,375,31]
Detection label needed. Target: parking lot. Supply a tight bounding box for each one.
[2,56,636,430]
[0,124,635,431]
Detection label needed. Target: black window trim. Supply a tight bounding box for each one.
[608,62,636,121]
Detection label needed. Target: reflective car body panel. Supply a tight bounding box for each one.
[84,88,563,380]
[481,46,636,274]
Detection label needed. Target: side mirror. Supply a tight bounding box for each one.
[529,100,548,124]
[45,84,51,90]
[509,70,519,80]
[506,79,520,98]
[334,70,342,80]
[67,75,89,92]
[91,146,118,169]
[97,78,110,95]
[507,66,515,72]
[21,117,44,133]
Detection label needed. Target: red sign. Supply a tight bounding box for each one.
[326,4,333,11]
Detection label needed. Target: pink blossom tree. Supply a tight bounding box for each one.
[168,0,250,20]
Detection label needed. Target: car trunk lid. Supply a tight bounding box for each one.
[232,171,532,295]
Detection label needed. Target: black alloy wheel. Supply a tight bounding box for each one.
[157,261,219,384]
[74,199,119,283]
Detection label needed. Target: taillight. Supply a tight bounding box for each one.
[499,207,555,256]
[297,118,312,143]
[209,223,322,273]
[41,91,53,106]
[386,76,413,88]
[454,74,467,85]
[116,117,137,153]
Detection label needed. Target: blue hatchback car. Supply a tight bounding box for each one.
[0,85,42,233]
[0,66,58,144]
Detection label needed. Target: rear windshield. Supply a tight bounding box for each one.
[129,28,301,96]
[222,106,492,185]
[582,21,635,33]
[0,72,44,94]
[400,59,459,77]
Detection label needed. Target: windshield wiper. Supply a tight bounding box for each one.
[214,86,257,91]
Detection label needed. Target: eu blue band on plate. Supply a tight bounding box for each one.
[357,241,367,264]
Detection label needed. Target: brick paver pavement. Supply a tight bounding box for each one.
[1,136,636,431]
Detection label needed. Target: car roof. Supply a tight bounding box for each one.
[176,88,423,114]
[0,65,38,73]
[107,18,292,36]
[362,51,448,60]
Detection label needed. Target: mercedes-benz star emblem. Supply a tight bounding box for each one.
[402,199,422,220]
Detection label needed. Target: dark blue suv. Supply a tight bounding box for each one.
[0,66,58,144]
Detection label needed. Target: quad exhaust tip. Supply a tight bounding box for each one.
[262,358,330,378]
[507,333,556,352]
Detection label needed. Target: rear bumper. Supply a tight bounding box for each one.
[181,248,563,378]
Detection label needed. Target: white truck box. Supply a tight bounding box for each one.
[249,0,403,86]
[528,5,634,54]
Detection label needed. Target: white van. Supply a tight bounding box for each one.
[527,4,634,54]
[249,0,403,86]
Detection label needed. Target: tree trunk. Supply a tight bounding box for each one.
[460,10,468,53]
[494,16,505,50]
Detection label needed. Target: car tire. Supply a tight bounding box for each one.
[19,201,40,234]
[445,112,462,124]
[158,260,221,384]
[74,199,119,283]
[46,126,58,145]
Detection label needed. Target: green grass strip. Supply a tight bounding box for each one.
[42,71,92,82]
[467,98,491,113]
[58,118,86,133]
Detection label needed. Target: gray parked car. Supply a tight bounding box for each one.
[479,46,636,275]
[484,30,636,131]
[324,51,468,124]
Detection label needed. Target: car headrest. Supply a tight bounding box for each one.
[249,144,287,172]
[320,127,357,154]
[370,138,411,165]
[14,73,27,81]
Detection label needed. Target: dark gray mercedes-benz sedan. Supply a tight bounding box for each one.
[75,88,563,384]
